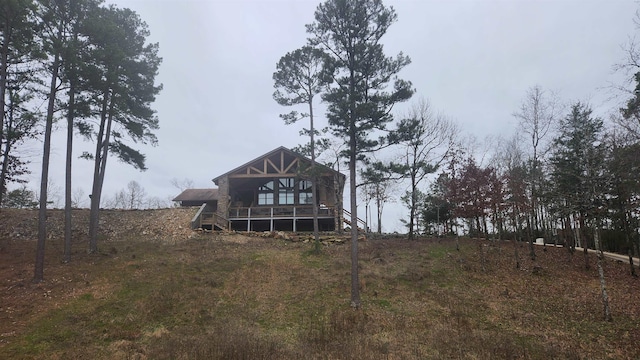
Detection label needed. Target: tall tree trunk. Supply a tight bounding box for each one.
[88,88,111,253]
[64,66,76,263]
[348,66,360,308]
[526,213,535,260]
[0,140,10,206]
[309,99,320,254]
[376,194,382,234]
[349,133,360,308]
[0,23,10,206]
[95,100,115,228]
[565,215,575,254]
[408,173,417,240]
[623,210,637,277]
[482,214,488,240]
[594,225,613,321]
[0,92,14,207]
[635,235,640,271]
[34,52,60,282]
[579,213,589,269]
[514,211,522,269]
[334,173,344,234]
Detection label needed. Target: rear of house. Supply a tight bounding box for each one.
[174,147,346,232]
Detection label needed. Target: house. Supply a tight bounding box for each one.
[173,146,347,232]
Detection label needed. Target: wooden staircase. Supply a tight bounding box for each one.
[343,209,368,233]
[192,203,229,230]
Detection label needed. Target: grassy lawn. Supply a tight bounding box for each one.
[1,233,638,359]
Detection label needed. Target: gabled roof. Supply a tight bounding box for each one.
[172,188,219,202]
[212,146,345,184]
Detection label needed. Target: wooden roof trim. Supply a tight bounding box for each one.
[283,158,298,174]
[266,158,279,173]
[212,146,345,184]
[228,173,296,179]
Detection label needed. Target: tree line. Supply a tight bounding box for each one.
[412,90,640,275]
[2,179,173,209]
[272,0,640,309]
[0,0,162,281]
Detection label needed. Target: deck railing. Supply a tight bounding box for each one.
[191,204,208,230]
[201,212,229,230]
[193,204,366,233]
[192,203,229,230]
[228,206,335,219]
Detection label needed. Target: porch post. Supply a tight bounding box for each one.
[247,208,251,232]
[270,207,274,232]
[293,207,296,232]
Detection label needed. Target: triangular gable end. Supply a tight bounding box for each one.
[212,146,345,184]
[235,149,300,176]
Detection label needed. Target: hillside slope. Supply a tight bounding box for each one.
[1,209,639,359]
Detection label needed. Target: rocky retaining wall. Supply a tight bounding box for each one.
[0,208,198,244]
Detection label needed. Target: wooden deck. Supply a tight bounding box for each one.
[227,206,335,220]
[192,205,366,233]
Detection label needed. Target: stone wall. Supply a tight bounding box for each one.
[0,207,198,244]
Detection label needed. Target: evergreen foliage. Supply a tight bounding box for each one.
[306,0,413,308]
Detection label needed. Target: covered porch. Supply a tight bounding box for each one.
[227,205,337,232]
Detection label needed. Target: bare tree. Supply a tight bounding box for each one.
[105,189,126,209]
[170,177,194,192]
[612,10,640,141]
[47,179,63,209]
[35,179,63,209]
[360,165,397,234]
[392,99,458,239]
[71,187,86,208]
[513,85,560,259]
[146,196,167,209]
[125,180,146,209]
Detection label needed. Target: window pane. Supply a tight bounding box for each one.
[279,191,294,205]
[279,178,294,188]
[258,192,273,205]
[259,181,274,191]
[299,192,313,204]
[299,180,312,190]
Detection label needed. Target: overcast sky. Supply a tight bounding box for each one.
[18,0,639,232]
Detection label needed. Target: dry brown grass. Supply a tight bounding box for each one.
[0,211,639,359]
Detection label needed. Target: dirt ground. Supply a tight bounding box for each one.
[0,208,196,340]
[0,207,328,345]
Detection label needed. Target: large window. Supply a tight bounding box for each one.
[257,178,312,206]
[278,178,295,205]
[298,180,313,205]
[257,181,274,205]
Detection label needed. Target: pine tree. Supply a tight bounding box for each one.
[273,45,327,253]
[307,0,413,308]
[0,0,39,206]
[81,5,162,253]
[549,102,605,268]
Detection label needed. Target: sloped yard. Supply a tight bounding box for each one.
[0,209,639,359]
